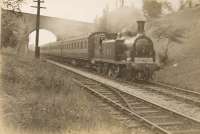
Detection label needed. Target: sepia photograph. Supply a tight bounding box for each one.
[0,0,200,133]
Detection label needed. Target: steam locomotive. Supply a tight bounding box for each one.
[41,21,159,80]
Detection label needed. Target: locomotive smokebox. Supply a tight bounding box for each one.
[137,21,146,34]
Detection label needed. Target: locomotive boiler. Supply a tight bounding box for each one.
[40,20,159,80]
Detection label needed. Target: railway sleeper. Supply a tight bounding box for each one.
[162,124,200,131]
[124,119,142,128]
[134,109,160,114]
[157,121,184,127]
[171,129,200,134]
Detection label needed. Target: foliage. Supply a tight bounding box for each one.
[2,0,25,12]
[153,24,185,64]
[1,9,29,54]
[143,0,162,18]
[94,6,143,33]
[94,5,109,32]
[161,1,174,13]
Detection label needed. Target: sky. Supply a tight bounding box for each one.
[25,0,143,46]
[24,0,180,46]
[29,29,57,48]
[21,0,143,23]
[21,0,181,23]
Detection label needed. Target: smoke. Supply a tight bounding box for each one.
[106,7,145,33]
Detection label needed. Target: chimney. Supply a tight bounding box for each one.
[137,21,145,34]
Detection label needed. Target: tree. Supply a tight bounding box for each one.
[143,0,162,18]
[153,25,185,65]
[179,0,195,10]
[95,5,109,32]
[1,9,29,55]
[2,0,25,12]
[161,1,174,14]
[1,0,30,54]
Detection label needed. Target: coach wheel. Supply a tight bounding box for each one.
[136,72,142,80]
[71,59,77,66]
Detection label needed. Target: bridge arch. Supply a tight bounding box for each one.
[28,29,57,50]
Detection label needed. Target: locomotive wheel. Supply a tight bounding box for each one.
[96,64,102,74]
[108,65,120,79]
[120,65,132,81]
[102,63,108,75]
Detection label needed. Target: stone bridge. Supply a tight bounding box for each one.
[1,9,94,53]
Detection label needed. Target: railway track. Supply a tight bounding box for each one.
[123,80,200,107]
[73,78,200,134]
[146,81,200,106]
[48,56,200,107]
[45,59,200,134]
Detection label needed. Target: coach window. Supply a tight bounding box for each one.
[81,41,83,48]
[79,42,81,48]
[86,40,88,48]
[82,41,84,48]
[80,41,82,48]
[84,40,86,48]
[83,41,85,48]
[86,40,88,47]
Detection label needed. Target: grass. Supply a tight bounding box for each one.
[0,50,130,134]
[147,7,200,92]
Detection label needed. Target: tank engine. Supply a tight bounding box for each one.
[40,21,159,80]
[93,21,159,80]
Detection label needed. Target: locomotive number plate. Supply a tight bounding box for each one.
[134,57,154,64]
